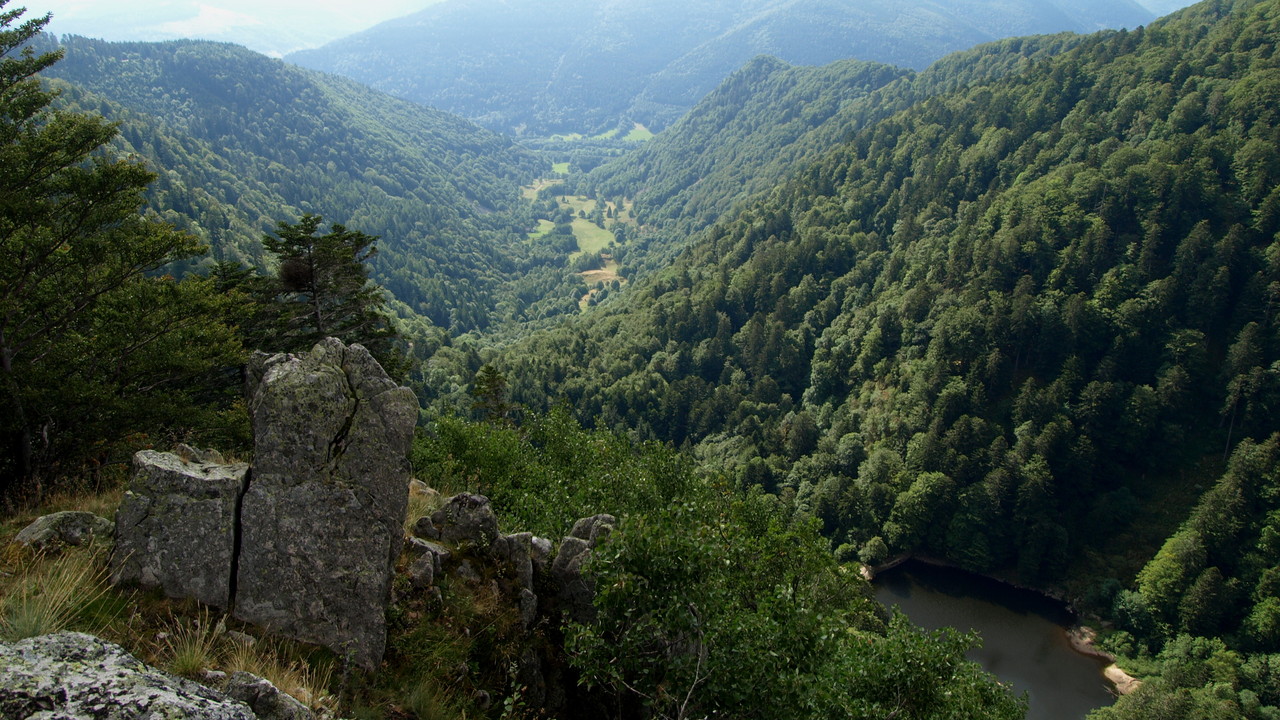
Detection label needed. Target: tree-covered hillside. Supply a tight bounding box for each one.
[494,0,1280,596]
[581,34,1090,276]
[36,36,595,335]
[287,0,1151,136]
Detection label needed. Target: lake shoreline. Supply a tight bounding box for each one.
[866,554,1141,696]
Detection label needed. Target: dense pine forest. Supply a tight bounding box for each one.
[4,0,1280,718]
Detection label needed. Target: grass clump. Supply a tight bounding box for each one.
[403,677,465,720]
[159,608,226,678]
[0,547,111,641]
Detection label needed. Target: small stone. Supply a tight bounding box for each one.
[404,537,433,557]
[199,669,229,687]
[552,535,596,624]
[408,479,438,500]
[227,671,315,720]
[175,444,227,465]
[408,554,435,589]
[15,510,113,551]
[411,515,441,541]
[455,559,482,585]
[570,514,617,548]
[492,533,534,590]
[431,493,499,549]
[530,536,553,566]
[225,630,256,647]
[519,587,538,629]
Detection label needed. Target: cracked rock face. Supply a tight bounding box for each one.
[0,632,257,720]
[235,338,417,669]
[111,450,249,608]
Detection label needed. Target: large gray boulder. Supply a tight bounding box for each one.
[235,338,417,669]
[111,449,249,608]
[14,510,112,551]
[0,632,256,719]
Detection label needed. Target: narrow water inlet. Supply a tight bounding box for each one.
[872,560,1116,720]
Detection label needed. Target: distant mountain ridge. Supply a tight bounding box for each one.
[287,0,1153,135]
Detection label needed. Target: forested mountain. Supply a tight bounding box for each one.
[493,0,1280,600]
[582,34,1089,275]
[36,36,590,334]
[287,0,1152,135]
[487,2,1280,707]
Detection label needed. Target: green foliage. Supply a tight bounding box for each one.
[416,412,1023,718]
[567,488,1025,719]
[413,407,696,538]
[0,6,242,495]
[1098,435,1280,718]
[469,364,511,423]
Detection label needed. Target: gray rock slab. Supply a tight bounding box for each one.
[552,536,596,624]
[236,339,416,669]
[110,450,248,608]
[0,632,256,720]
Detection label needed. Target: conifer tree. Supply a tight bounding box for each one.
[261,213,402,373]
[0,2,240,498]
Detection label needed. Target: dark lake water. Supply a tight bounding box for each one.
[872,560,1116,720]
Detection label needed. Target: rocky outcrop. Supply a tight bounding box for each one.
[0,632,257,719]
[552,514,615,624]
[395,493,625,717]
[104,339,417,670]
[111,449,249,608]
[235,338,417,669]
[569,514,616,547]
[14,510,112,551]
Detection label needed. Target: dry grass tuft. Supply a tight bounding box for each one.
[225,636,338,713]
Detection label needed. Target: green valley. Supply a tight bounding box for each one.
[7,0,1280,719]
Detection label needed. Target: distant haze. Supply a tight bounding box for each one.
[27,1,442,57]
[25,0,1203,61]
[1138,0,1202,14]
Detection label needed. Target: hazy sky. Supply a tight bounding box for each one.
[26,1,439,57]
[25,0,1203,58]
